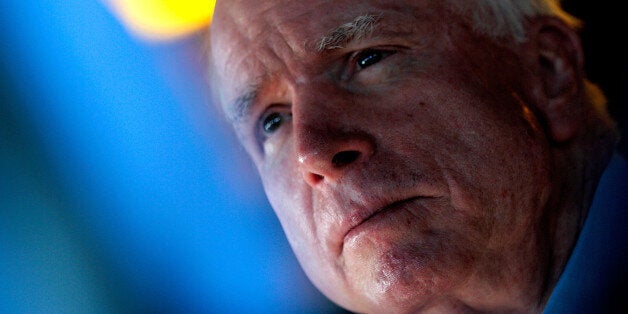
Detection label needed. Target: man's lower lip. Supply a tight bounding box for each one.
[344,197,422,242]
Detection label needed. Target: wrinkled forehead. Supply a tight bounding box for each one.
[212,0,390,50]
[209,0,439,120]
[210,1,336,105]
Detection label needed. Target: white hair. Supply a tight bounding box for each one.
[316,14,380,51]
[450,0,581,42]
[457,1,617,145]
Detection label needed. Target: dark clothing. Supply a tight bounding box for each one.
[545,154,628,313]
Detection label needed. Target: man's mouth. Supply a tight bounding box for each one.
[342,196,424,245]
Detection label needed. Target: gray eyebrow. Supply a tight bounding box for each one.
[228,87,259,123]
[316,13,381,51]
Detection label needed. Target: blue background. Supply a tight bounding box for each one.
[0,0,342,312]
[0,1,624,313]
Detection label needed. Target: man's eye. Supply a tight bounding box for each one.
[355,49,394,70]
[261,112,291,135]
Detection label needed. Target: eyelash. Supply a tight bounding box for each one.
[351,48,397,71]
[257,109,292,141]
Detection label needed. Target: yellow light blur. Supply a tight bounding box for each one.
[103,0,215,41]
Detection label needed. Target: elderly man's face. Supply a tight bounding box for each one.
[211,0,556,312]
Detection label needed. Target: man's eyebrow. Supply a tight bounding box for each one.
[229,87,259,123]
[316,13,381,51]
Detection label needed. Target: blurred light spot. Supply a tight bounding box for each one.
[102,0,215,41]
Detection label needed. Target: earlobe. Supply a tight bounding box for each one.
[523,17,585,143]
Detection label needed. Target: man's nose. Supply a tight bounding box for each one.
[292,86,376,186]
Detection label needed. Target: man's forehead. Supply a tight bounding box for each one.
[214,0,392,47]
[211,0,439,121]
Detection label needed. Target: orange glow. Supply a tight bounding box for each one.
[103,0,215,41]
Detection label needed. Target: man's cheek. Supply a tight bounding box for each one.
[263,168,311,238]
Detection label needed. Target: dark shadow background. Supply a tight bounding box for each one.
[563,1,628,157]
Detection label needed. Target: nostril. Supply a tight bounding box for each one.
[332,150,361,168]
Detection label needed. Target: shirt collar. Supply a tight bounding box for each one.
[544,154,628,313]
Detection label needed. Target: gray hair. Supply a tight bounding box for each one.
[315,1,579,51]
[316,14,380,51]
[450,0,581,42]
[458,1,616,154]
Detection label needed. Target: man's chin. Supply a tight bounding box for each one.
[340,239,469,313]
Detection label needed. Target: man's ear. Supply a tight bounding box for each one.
[521,17,586,143]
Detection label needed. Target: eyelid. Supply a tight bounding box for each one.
[255,104,292,143]
[344,46,400,79]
